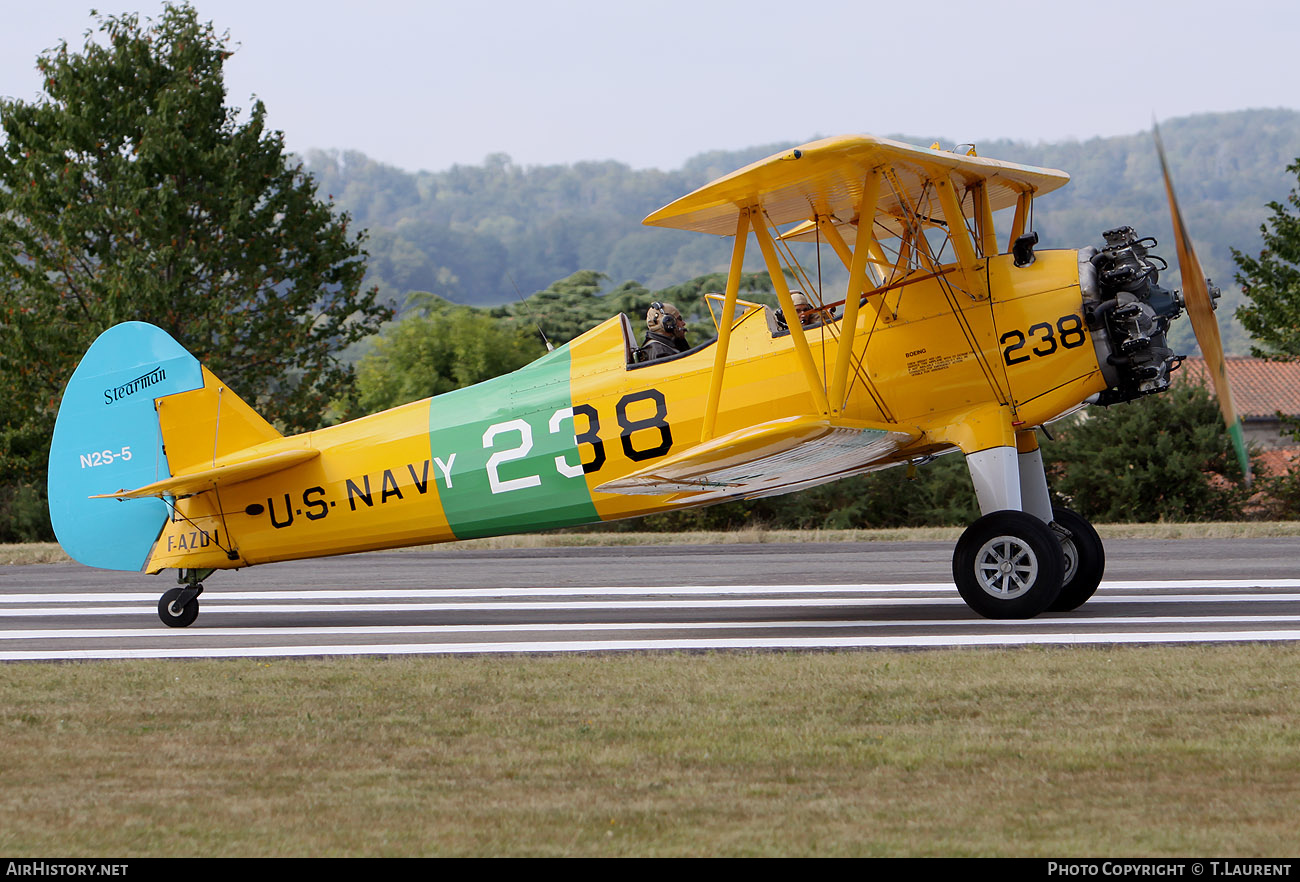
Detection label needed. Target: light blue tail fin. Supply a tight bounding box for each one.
[47,322,205,571]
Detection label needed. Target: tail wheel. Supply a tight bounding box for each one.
[1049,506,1105,612]
[953,510,1065,619]
[158,586,200,628]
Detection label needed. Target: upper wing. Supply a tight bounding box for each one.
[643,134,1069,238]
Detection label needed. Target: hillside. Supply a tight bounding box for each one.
[304,109,1300,355]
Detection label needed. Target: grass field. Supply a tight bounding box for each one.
[3,526,1299,856]
[1,646,1298,857]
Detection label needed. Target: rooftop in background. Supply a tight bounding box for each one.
[1178,357,1300,420]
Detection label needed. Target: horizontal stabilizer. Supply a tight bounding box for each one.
[91,446,319,500]
[596,415,915,501]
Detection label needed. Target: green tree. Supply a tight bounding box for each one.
[0,5,390,538]
[497,270,626,345]
[784,454,980,529]
[1042,384,1255,523]
[1234,156,1300,360]
[355,293,542,414]
[496,268,781,347]
[0,4,391,431]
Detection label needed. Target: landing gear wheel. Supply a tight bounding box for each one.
[953,510,1065,619]
[1048,506,1105,612]
[158,586,200,628]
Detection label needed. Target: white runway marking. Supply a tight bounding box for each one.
[4,579,1300,660]
[4,578,1300,605]
[3,593,1300,620]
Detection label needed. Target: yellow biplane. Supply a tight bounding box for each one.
[47,132,1245,626]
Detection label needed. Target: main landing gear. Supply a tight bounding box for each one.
[951,506,1104,619]
[157,569,212,627]
[1049,506,1105,612]
[953,510,1063,619]
[955,438,1105,619]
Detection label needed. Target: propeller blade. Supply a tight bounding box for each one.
[1153,124,1252,486]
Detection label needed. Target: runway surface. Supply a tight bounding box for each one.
[2,538,1299,660]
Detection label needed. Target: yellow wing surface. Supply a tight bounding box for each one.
[643,134,1070,238]
[595,415,916,501]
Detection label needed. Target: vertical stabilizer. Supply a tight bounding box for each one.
[155,365,282,476]
[47,323,205,571]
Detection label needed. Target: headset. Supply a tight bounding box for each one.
[650,301,678,334]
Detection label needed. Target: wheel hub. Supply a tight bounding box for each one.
[1059,537,1079,583]
[974,535,1039,600]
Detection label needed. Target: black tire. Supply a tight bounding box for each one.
[1048,506,1105,612]
[952,510,1065,619]
[158,586,200,628]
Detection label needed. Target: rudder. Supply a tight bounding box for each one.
[46,322,268,571]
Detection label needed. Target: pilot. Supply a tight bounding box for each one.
[639,301,691,361]
[791,291,819,327]
[778,292,821,330]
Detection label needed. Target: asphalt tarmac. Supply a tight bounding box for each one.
[2,538,1299,659]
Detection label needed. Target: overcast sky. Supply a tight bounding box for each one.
[5,0,1298,173]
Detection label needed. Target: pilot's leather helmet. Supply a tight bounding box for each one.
[647,302,684,336]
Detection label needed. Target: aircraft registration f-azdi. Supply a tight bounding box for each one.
[48,132,1246,626]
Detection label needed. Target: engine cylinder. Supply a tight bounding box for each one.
[1082,226,1184,405]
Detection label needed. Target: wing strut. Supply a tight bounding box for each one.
[752,209,831,416]
[972,180,999,257]
[810,215,895,422]
[1006,189,1033,252]
[829,166,884,413]
[701,208,752,442]
[813,217,892,317]
[931,171,984,301]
